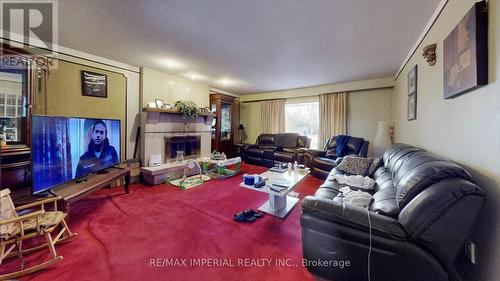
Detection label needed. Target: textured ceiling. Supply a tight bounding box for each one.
[58,0,441,94]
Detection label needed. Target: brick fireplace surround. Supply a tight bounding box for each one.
[140,108,215,167]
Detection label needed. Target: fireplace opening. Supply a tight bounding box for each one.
[165,136,201,161]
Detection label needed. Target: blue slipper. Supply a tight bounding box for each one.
[233,211,256,222]
[243,209,264,218]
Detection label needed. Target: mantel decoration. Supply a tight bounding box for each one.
[174,100,199,119]
[443,1,488,99]
[422,44,437,66]
[81,70,107,98]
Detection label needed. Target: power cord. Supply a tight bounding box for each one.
[367,209,372,281]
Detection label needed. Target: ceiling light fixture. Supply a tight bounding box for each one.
[187,72,206,81]
[161,58,183,70]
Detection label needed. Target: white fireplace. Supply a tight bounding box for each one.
[140,109,214,166]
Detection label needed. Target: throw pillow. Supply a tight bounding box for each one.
[336,156,372,176]
[367,157,383,177]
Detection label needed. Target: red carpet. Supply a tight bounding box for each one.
[2,163,324,281]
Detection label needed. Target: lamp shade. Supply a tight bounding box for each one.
[373,121,392,156]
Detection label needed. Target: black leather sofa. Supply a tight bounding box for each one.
[300,144,486,281]
[242,133,310,167]
[299,135,369,179]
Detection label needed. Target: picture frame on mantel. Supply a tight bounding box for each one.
[81,71,107,98]
[443,1,488,99]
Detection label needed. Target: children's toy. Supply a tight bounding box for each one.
[202,157,241,179]
[168,160,211,189]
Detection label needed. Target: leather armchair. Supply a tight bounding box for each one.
[299,135,369,179]
[242,134,277,167]
[300,143,486,281]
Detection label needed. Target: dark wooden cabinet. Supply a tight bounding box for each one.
[210,92,239,157]
[0,46,37,191]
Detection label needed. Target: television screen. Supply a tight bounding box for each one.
[32,115,121,194]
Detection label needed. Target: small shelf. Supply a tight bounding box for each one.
[141,107,216,117]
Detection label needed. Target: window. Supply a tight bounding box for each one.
[285,101,319,149]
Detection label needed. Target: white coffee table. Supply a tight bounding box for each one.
[240,169,309,218]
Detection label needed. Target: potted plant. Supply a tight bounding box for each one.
[174,100,199,119]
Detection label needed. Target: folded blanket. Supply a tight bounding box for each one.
[338,187,373,208]
[330,174,375,190]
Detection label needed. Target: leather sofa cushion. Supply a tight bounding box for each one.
[247,147,264,158]
[382,144,472,209]
[395,157,472,209]
[370,188,399,217]
[274,150,294,163]
[383,143,421,175]
[297,136,309,148]
[262,148,275,160]
[256,134,276,147]
[312,157,337,172]
[276,133,299,148]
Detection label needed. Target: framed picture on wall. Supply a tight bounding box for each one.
[407,93,417,121]
[81,71,107,98]
[408,64,417,96]
[443,1,488,99]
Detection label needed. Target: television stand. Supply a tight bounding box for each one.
[96,170,109,174]
[52,167,131,213]
[34,190,58,198]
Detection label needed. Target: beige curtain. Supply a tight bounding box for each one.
[318,92,347,148]
[261,99,285,133]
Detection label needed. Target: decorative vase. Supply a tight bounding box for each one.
[176,150,184,163]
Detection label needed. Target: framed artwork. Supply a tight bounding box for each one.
[408,64,417,96]
[155,99,164,108]
[407,93,417,121]
[5,127,18,141]
[81,71,107,98]
[443,1,488,99]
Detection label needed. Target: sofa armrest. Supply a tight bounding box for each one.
[305,149,326,158]
[358,141,369,157]
[301,196,407,240]
[243,143,257,149]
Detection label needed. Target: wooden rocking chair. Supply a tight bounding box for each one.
[0,188,77,280]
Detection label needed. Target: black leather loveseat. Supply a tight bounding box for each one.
[300,143,486,281]
[299,135,369,179]
[242,133,310,167]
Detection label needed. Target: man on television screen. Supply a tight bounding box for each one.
[75,120,119,178]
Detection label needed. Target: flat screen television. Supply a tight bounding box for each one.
[31,115,121,194]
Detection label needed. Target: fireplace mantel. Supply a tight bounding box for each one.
[141,107,216,125]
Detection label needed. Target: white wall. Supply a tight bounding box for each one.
[348,88,392,152]
[141,67,210,108]
[392,0,500,280]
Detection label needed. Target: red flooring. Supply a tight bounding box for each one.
[2,163,324,281]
